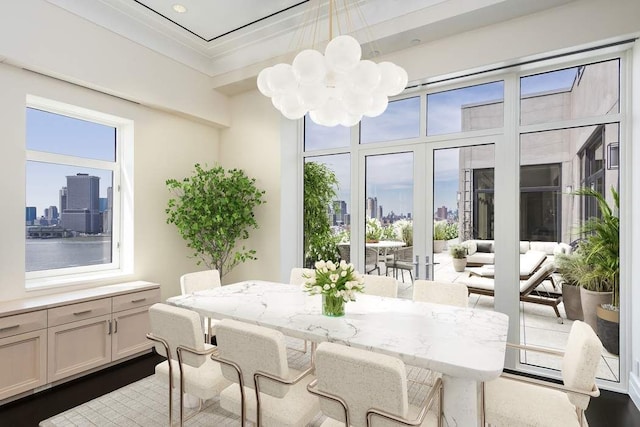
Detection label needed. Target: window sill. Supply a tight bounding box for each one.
[25,269,135,292]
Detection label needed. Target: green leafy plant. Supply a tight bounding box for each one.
[573,186,620,306]
[433,221,447,240]
[304,162,340,266]
[381,224,398,241]
[448,244,467,259]
[443,223,459,240]
[393,220,413,246]
[166,164,265,277]
[365,217,383,242]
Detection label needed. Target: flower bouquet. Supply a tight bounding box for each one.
[302,260,365,317]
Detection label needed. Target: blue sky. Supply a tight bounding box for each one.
[26,108,115,215]
[305,67,578,218]
[26,67,578,219]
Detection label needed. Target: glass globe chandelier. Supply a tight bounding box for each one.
[256,0,408,127]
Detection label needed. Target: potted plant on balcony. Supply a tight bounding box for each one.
[575,187,619,354]
[449,243,467,272]
[554,253,584,321]
[433,221,447,253]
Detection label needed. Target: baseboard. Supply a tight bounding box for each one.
[630,372,640,411]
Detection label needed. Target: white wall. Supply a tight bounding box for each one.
[219,91,282,285]
[0,0,230,127]
[0,63,220,302]
[385,0,640,84]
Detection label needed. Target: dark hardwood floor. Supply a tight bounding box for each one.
[0,351,638,426]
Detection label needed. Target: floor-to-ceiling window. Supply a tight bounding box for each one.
[301,50,627,390]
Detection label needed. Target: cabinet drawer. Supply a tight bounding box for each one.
[112,288,160,312]
[48,298,111,327]
[0,310,47,339]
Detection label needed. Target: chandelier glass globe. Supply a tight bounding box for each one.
[257,34,407,127]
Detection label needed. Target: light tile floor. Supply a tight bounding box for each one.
[386,252,620,383]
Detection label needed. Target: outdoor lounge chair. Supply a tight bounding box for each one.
[460,262,563,322]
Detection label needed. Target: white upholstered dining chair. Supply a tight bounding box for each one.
[289,267,315,286]
[215,318,320,426]
[180,269,221,342]
[146,303,230,426]
[308,341,442,427]
[362,274,399,298]
[483,320,602,427]
[412,280,469,308]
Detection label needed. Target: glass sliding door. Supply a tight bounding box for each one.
[432,144,496,301]
[518,59,621,383]
[364,152,414,282]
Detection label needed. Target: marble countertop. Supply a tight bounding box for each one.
[0,281,159,317]
[167,280,509,381]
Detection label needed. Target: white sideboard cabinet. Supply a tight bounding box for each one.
[0,281,160,402]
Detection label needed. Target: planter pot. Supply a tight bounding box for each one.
[452,258,467,272]
[433,240,445,253]
[562,284,583,321]
[579,288,612,332]
[596,305,619,355]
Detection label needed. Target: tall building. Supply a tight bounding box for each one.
[366,197,378,219]
[25,206,36,225]
[61,174,101,234]
[436,206,448,221]
[334,200,348,225]
[44,206,59,225]
[378,205,383,221]
[102,186,113,234]
[59,187,67,213]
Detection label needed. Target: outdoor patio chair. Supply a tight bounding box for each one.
[461,262,563,322]
[385,246,414,282]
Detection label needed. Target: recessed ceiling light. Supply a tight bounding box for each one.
[172,4,187,13]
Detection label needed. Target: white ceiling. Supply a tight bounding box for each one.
[45,0,574,94]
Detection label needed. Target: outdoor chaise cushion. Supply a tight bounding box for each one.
[461,262,562,320]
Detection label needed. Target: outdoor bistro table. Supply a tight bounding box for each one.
[167,280,509,426]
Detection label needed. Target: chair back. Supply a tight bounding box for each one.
[315,342,408,427]
[561,320,603,409]
[365,247,378,265]
[394,246,413,262]
[289,267,315,286]
[413,280,469,307]
[148,303,207,367]
[338,244,351,263]
[180,269,221,295]
[216,318,290,398]
[362,275,398,298]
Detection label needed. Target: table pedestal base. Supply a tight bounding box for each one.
[442,375,483,427]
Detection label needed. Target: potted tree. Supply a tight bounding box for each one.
[433,221,447,253]
[554,253,585,321]
[449,244,467,272]
[574,187,619,355]
[166,164,265,277]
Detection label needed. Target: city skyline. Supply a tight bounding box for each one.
[26,107,115,214]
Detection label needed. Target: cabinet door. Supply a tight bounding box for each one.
[47,314,111,383]
[112,305,152,361]
[0,330,47,400]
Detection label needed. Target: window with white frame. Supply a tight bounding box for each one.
[25,96,132,287]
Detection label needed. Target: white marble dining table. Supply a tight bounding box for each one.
[166,280,509,426]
